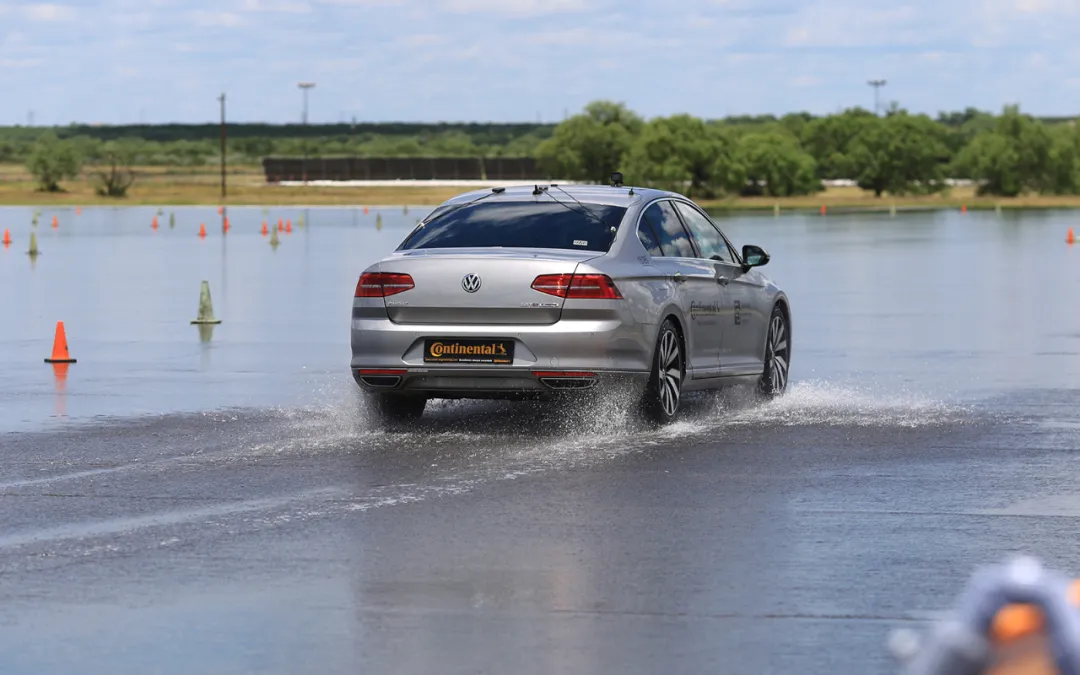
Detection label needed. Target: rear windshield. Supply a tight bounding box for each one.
[398,201,627,252]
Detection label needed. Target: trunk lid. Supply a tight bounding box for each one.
[379,248,602,325]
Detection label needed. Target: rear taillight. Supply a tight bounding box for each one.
[531,274,622,300]
[355,272,414,297]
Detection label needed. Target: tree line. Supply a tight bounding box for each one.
[9,102,1080,197]
[535,102,1080,198]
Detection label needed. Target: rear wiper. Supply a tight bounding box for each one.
[536,185,619,235]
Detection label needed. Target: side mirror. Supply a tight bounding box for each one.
[742,244,770,269]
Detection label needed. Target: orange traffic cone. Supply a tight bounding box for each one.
[820,205,827,216]
[51,215,58,229]
[363,206,369,215]
[285,220,292,234]
[961,204,967,214]
[152,215,159,230]
[2,229,10,247]
[261,222,268,236]
[198,223,207,238]
[217,206,223,215]
[44,321,76,364]
[1069,228,1075,245]
[75,207,82,216]
[223,216,230,233]
[277,218,283,232]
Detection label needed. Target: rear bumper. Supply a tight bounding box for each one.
[351,302,654,399]
[351,312,653,370]
[351,367,650,399]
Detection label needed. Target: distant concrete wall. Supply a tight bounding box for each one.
[261,157,546,182]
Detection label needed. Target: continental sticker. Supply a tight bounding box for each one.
[424,339,513,364]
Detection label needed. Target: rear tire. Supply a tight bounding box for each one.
[640,319,685,425]
[366,393,426,430]
[757,305,790,398]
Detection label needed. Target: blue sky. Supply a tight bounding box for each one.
[0,0,1077,125]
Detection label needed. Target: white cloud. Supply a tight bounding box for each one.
[0,56,42,68]
[189,10,246,26]
[242,0,312,12]
[783,3,930,47]
[400,33,446,47]
[440,0,595,17]
[22,3,77,21]
[317,0,404,5]
[1015,0,1079,13]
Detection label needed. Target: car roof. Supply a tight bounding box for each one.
[440,184,681,208]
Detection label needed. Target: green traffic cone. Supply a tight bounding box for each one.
[375,213,383,231]
[169,212,176,229]
[27,231,39,256]
[190,280,222,325]
[269,227,280,249]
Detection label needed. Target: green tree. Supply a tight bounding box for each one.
[800,108,878,179]
[92,140,137,197]
[735,131,820,197]
[1044,124,1080,194]
[847,112,951,196]
[535,101,643,183]
[950,106,1057,195]
[26,131,81,192]
[624,115,743,197]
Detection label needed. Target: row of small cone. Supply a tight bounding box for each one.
[41,279,223,365]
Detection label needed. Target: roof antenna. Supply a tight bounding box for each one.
[533,184,543,195]
[611,172,624,188]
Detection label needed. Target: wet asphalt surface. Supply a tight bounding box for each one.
[2,206,1079,674]
[3,389,1080,675]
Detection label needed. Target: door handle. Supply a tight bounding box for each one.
[716,277,730,286]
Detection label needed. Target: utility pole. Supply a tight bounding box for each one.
[218,93,227,199]
[867,79,887,116]
[298,82,315,183]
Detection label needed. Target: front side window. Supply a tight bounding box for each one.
[673,201,738,264]
[398,201,627,252]
[642,201,696,258]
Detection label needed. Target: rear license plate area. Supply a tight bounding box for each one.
[423,338,514,365]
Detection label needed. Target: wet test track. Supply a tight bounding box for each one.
[2,206,1080,674]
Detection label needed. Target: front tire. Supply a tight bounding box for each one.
[641,319,685,425]
[366,393,426,430]
[757,305,790,398]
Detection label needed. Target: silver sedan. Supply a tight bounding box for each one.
[350,179,791,426]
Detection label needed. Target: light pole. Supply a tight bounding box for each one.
[867,79,887,115]
[298,82,315,182]
[298,82,315,124]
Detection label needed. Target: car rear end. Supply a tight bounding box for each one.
[349,193,652,400]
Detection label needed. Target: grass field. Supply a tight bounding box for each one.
[4,164,1080,210]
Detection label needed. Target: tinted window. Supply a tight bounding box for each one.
[637,220,663,257]
[642,201,695,258]
[399,201,626,252]
[673,201,737,264]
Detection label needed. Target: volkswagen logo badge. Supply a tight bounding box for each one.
[461,273,482,293]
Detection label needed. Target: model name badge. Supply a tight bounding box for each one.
[521,302,559,308]
[385,301,409,306]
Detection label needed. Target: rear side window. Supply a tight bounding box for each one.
[637,220,663,257]
[642,201,696,258]
[398,201,627,252]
